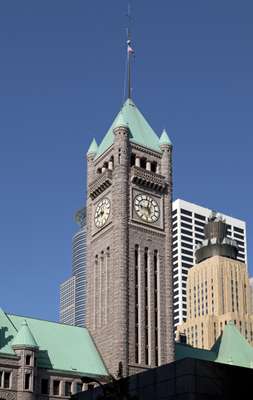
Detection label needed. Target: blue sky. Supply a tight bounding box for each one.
[0,0,252,321]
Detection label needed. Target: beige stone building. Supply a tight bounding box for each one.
[177,214,253,350]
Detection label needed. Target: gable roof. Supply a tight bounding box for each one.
[95,98,162,158]
[0,309,108,378]
[213,321,253,369]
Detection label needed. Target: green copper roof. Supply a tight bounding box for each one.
[213,321,253,369]
[87,138,98,155]
[96,98,162,158]
[159,129,172,146]
[114,112,128,128]
[176,322,253,370]
[0,309,108,378]
[12,320,38,349]
[176,342,216,363]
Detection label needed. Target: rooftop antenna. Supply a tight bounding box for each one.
[123,1,135,102]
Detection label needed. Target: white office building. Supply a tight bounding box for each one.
[172,199,247,328]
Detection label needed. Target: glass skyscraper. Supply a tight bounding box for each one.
[60,207,86,327]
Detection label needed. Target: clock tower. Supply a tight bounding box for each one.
[86,98,175,377]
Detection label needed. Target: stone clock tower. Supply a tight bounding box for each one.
[86,98,175,377]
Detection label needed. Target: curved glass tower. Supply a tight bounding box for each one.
[60,207,86,327]
[72,208,86,326]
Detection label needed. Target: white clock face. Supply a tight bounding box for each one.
[94,198,111,228]
[134,194,160,223]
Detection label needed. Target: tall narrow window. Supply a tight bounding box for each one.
[3,372,11,389]
[144,247,149,365]
[65,382,72,396]
[94,255,98,328]
[105,247,110,325]
[41,379,49,395]
[154,250,159,366]
[25,374,31,390]
[25,355,31,366]
[135,245,139,363]
[53,380,60,396]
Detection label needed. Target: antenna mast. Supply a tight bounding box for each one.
[126,1,134,99]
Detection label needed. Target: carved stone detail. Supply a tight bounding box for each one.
[131,166,166,192]
[89,170,113,200]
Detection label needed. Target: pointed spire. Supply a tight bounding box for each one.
[87,138,98,155]
[159,129,172,146]
[114,112,128,129]
[12,320,39,349]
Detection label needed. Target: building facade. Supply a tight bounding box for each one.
[0,309,108,400]
[86,99,175,377]
[60,208,87,327]
[59,276,76,325]
[172,199,247,328]
[176,214,253,350]
[249,277,253,315]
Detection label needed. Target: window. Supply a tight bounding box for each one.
[172,209,177,216]
[195,220,205,227]
[25,355,31,366]
[144,247,149,365]
[53,380,60,396]
[195,233,204,240]
[234,233,244,240]
[65,382,72,396]
[181,222,192,230]
[172,235,178,243]
[182,255,193,263]
[181,229,192,237]
[76,383,83,393]
[195,226,204,233]
[181,235,193,243]
[181,215,192,224]
[181,209,192,217]
[181,242,193,250]
[182,249,193,257]
[25,374,31,390]
[3,372,11,389]
[194,213,206,221]
[234,227,244,234]
[41,379,49,395]
[135,245,139,364]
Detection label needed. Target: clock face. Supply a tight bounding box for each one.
[134,194,160,223]
[94,198,111,228]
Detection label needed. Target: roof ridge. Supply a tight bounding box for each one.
[7,313,87,330]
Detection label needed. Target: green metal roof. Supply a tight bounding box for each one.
[12,320,38,349]
[176,342,216,363]
[95,98,162,158]
[114,112,128,129]
[213,321,253,369]
[0,309,108,378]
[176,322,253,369]
[159,129,172,146]
[87,138,98,155]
